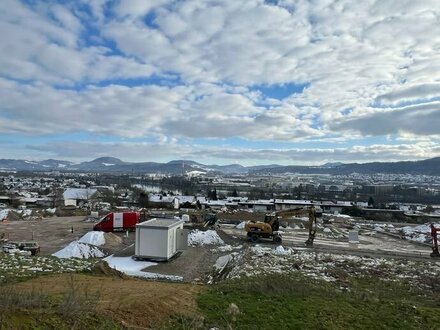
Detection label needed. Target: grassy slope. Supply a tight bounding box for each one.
[2,269,439,329]
[2,271,204,329]
[187,274,440,330]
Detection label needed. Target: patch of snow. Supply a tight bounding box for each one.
[22,209,32,217]
[374,226,384,232]
[402,224,431,235]
[214,254,233,271]
[273,245,291,256]
[214,244,243,252]
[250,245,272,256]
[323,228,332,233]
[188,230,224,246]
[236,221,246,229]
[0,209,9,220]
[104,256,182,281]
[400,223,439,243]
[52,242,104,259]
[102,163,115,166]
[78,231,106,246]
[411,234,428,243]
[45,208,56,214]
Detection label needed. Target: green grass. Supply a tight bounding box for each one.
[172,273,440,330]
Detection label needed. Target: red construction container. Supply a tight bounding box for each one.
[93,212,140,232]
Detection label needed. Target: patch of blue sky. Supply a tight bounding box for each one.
[52,73,183,91]
[340,108,353,115]
[1,75,36,86]
[144,10,159,29]
[264,0,281,6]
[251,82,309,100]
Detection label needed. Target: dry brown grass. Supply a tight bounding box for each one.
[13,273,205,328]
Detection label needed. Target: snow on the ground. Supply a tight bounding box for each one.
[104,256,183,281]
[402,224,431,235]
[78,231,106,246]
[374,225,385,232]
[213,244,243,252]
[0,209,9,220]
[45,208,56,214]
[52,242,105,259]
[400,223,440,243]
[220,245,440,289]
[188,229,224,246]
[0,253,96,282]
[21,209,32,217]
[335,214,351,218]
[273,245,291,256]
[236,221,246,229]
[52,231,106,258]
[214,254,233,271]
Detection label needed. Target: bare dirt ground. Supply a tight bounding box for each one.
[12,273,204,328]
[0,216,95,255]
[145,246,222,282]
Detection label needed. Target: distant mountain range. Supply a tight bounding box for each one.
[0,156,440,176]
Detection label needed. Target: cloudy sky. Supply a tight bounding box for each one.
[1,0,440,165]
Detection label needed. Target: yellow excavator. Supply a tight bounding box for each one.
[244,206,319,246]
[305,206,318,247]
[244,212,282,243]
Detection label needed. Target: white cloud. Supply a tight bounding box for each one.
[0,0,155,84]
[375,83,440,106]
[0,79,185,137]
[332,102,440,137]
[2,0,440,163]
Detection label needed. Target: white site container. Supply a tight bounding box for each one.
[134,218,186,261]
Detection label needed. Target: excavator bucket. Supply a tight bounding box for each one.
[305,231,316,247]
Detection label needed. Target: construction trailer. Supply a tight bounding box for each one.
[134,218,187,261]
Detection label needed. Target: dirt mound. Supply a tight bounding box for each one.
[103,232,123,247]
[88,261,127,278]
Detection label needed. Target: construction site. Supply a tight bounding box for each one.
[1,208,439,329]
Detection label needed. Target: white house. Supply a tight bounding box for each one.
[63,188,98,207]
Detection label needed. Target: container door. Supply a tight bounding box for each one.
[113,213,123,229]
[176,229,188,250]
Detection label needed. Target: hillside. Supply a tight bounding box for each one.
[1,157,440,175]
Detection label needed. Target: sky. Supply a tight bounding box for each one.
[1,0,440,166]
